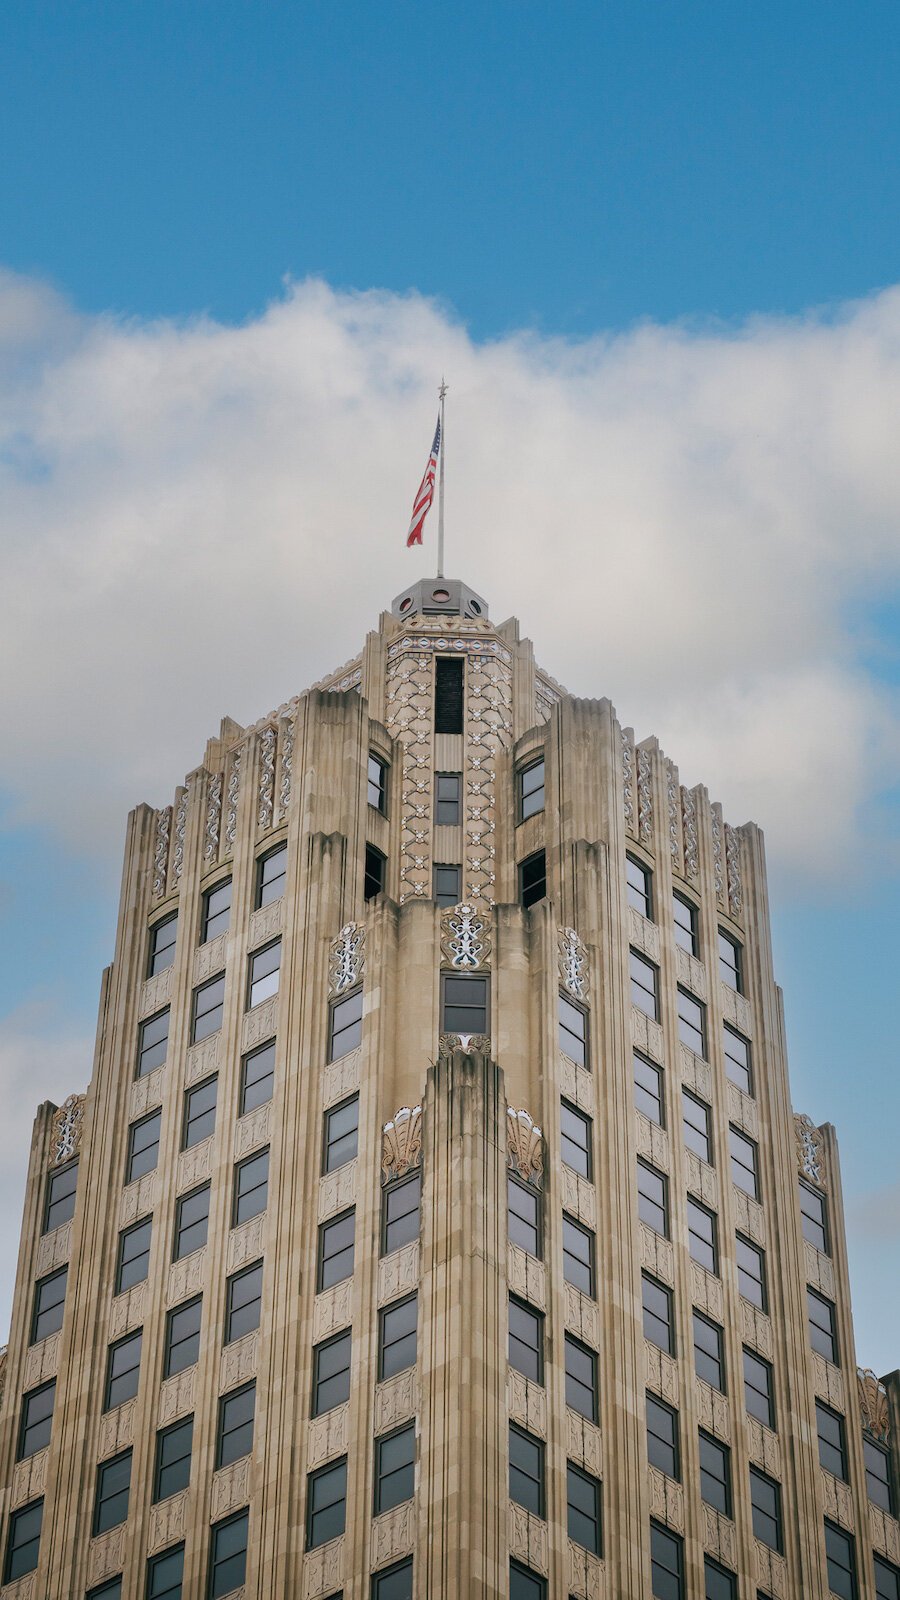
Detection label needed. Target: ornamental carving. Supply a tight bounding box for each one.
[857,1368,890,1443]
[152,806,171,898]
[439,1033,491,1057]
[329,923,365,997]
[507,1108,544,1188]
[279,713,295,816]
[385,650,433,903]
[637,747,653,844]
[441,902,490,969]
[666,761,681,868]
[0,1346,7,1411]
[621,728,636,836]
[381,1107,423,1182]
[52,1094,85,1165]
[711,806,725,907]
[204,772,222,863]
[725,823,743,918]
[464,654,513,906]
[794,1113,825,1188]
[258,726,277,831]
[172,789,187,884]
[558,927,589,1000]
[681,786,699,880]
[224,746,243,851]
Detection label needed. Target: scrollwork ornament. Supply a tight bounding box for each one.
[711,807,725,905]
[0,1347,7,1411]
[224,746,242,851]
[857,1368,890,1443]
[725,823,743,918]
[152,807,171,898]
[794,1113,825,1188]
[204,773,222,863]
[681,786,699,879]
[637,747,653,844]
[441,902,490,969]
[52,1093,85,1165]
[507,1107,544,1188]
[558,927,589,999]
[666,762,680,866]
[329,922,365,997]
[258,725,276,830]
[439,1032,491,1057]
[381,1105,422,1182]
[279,714,295,815]
[172,790,187,883]
[622,728,636,835]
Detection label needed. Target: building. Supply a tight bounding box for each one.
[0,575,897,1600]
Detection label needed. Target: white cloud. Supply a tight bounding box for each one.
[1,269,899,884]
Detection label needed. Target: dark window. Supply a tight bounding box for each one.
[434,863,462,906]
[191,974,225,1043]
[364,844,386,901]
[127,1110,161,1183]
[372,1559,414,1600]
[630,949,659,1019]
[509,1423,545,1517]
[688,1197,719,1274]
[824,1520,857,1600]
[718,931,743,992]
[209,1508,249,1599]
[93,1449,131,1535]
[743,1347,776,1429]
[637,1160,669,1237]
[634,1051,665,1125]
[104,1329,142,1410]
[441,973,488,1035]
[318,1209,355,1290]
[699,1430,731,1514]
[434,656,464,734]
[137,1007,170,1077]
[240,1039,275,1114]
[329,988,363,1060]
[563,1214,595,1297]
[247,939,281,1008]
[736,1234,766,1308]
[519,850,547,907]
[874,1555,900,1600]
[313,1330,352,1416]
[216,1382,256,1469]
[816,1400,848,1480]
[626,854,653,919]
[148,913,178,977]
[677,987,706,1057]
[507,1174,541,1256]
[673,893,698,955]
[565,1333,599,1422]
[153,1416,193,1502]
[435,772,462,825]
[519,758,545,820]
[807,1286,838,1364]
[17,1380,55,1460]
[866,1438,895,1514]
[642,1275,675,1356]
[374,1423,416,1514]
[509,1297,543,1384]
[43,1158,79,1233]
[799,1181,829,1254]
[146,1543,184,1600]
[323,1095,359,1173]
[693,1312,725,1391]
[233,1148,269,1227]
[650,1520,683,1600]
[307,1458,347,1548]
[256,842,287,907]
[723,1026,752,1095]
[201,878,232,944]
[87,1582,123,1600]
[183,1075,217,1149]
[164,1297,202,1378]
[729,1125,760,1199]
[560,1100,592,1178]
[682,1089,713,1164]
[225,1260,263,1345]
[115,1216,152,1294]
[30,1266,67,1344]
[558,993,588,1067]
[173,1183,210,1260]
[646,1392,679,1479]
[368,754,388,813]
[382,1172,421,1255]
[379,1293,418,1380]
[567,1461,602,1554]
[704,1556,737,1600]
[3,1498,43,1583]
[749,1467,782,1552]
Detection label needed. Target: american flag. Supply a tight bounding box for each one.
[406,412,442,546]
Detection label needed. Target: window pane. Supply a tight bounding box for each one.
[154,1417,194,1502]
[164,1298,202,1378]
[687,1198,718,1275]
[368,754,388,813]
[216,1383,256,1469]
[519,758,545,819]
[508,1176,541,1257]
[718,932,742,991]
[562,1214,595,1297]
[637,1161,668,1237]
[565,1334,598,1421]
[874,1555,900,1600]
[799,1181,829,1254]
[256,843,287,907]
[558,994,588,1067]
[174,1184,210,1259]
[750,1468,782,1553]
[626,855,652,919]
[127,1111,161,1182]
[435,657,464,734]
[105,1330,142,1410]
[318,1210,355,1290]
[519,850,547,908]
[643,1275,674,1356]
[824,1520,857,1600]
[233,1149,269,1227]
[736,1234,766,1307]
[148,913,178,976]
[93,1449,132,1534]
[191,974,225,1043]
[116,1216,152,1293]
[4,1499,43,1582]
[634,1052,664,1125]
[682,1090,712,1164]
[723,1026,752,1095]
[373,1559,415,1600]
[509,1298,543,1384]
[324,1095,359,1172]
[382,1173,421,1255]
[313,1330,352,1416]
[307,1459,348,1548]
[646,1393,679,1479]
[807,1287,838,1364]
[693,1312,725,1391]
[18,1381,56,1459]
[699,1431,731,1514]
[330,988,364,1060]
[202,878,232,943]
[651,1521,683,1600]
[31,1267,68,1344]
[729,1126,759,1199]
[673,893,698,955]
[240,1039,276,1114]
[137,1008,170,1077]
[630,949,659,1018]
[865,1440,895,1514]
[560,1100,592,1178]
[816,1401,848,1480]
[364,844,385,901]
[146,1543,185,1600]
[435,772,461,825]
[248,940,281,1008]
[677,987,706,1057]
[44,1159,79,1233]
[379,1294,417,1381]
[225,1261,263,1345]
[183,1075,217,1148]
[743,1347,775,1429]
[509,1424,544,1517]
[567,1462,602,1554]
[434,863,462,906]
[374,1424,415,1514]
[442,975,488,1035]
[704,1557,737,1600]
[209,1509,249,1599]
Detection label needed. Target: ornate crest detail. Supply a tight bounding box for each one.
[224,747,243,851]
[666,762,681,867]
[52,1093,85,1165]
[507,1108,544,1188]
[381,1106,423,1182]
[439,1033,491,1057]
[558,927,589,1000]
[711,807,725,906]
[637,747,653,844]
[279,714,295,815]
[725,824,743,918]
[794,1113,825,1188]
[152,807,171,899]
[441,903,490,969]
[258,726,277,830]
[172,790,188,884]
[621,729,636,835]
[857,1369,890,1443]
[204,773,222,863]
[681,786,699,880]
[329,922,365,997]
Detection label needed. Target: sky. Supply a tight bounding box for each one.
[1,1,898,1372]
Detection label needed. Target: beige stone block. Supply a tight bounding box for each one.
[242,996,278,1052]
[322,1049,361,1107]
[648,1466,684,1532]
[508,1502,548,1573]
[812,1354,845,1409]
[147,1489,189,1553]
[739,1300,773,1358]
[371,1501,416,1568]
[732,1188,766,1245]
[684,1151,718,1208]
[640,1225,674,1286]
[158,1367,196,1424]
[870,1504,900,1563]
[313,1282,354,1342]
[235,1103,271,1158]
[167,1247,206,1305]
[721,983,753,1037]
[176,1139,213,1194]
[567,1541,605,1600]
[635,1114,669,1172]
[193,933,228,985]
[632,1009,664,1063]
[565,1410,602,1475]
[248,898,284,949]
[318,1162,358,1221]
[695,1378,730,1441]
[726,1080,758,1137]
[35,1220,72,1276]
[702,1505,736,1566]
[302,1536,344,1598]
[680,1049,712,1102]
[308,1405,350,1468]
[560,1167,596,1228]
[130,1065,167,1120]
[804,1242,835,1296]
[23,1332,61,1388]
[374,1369,417,1434]
[377,1242,419,1306]
[507,1369,547,1436]
[564,1284,600,1347]
[184,1031,221,1087]
[227,1216,267,1274]
[629,908,660,963]
[747,1418,782,1476]
[211,1457,252,1519]
[754,1540,787,1597]
[109,1281,146,1339]
[98,1400,136,1457]
[11,1449,48,1508]
[221,1331,259,1391]
[120,1171,158,1225]
[139,966,173,1019]
[87,1526,127,1586]
[675,947,707,1000]
[559,1053,595,1112]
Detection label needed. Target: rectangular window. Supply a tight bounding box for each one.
[441,973,488,1035]
[379,1293,418,1381]
[509,1297,544,1384]
[17,1380,55,1460]
[382,1172,421,1255]
[312,1329,352,1416]
[104,1329,142,1411]
[233,1148,269,1227]
[247,939,281,1008]
[699,1430,731,1514]
[626,854,653,919]
[137,1007,170,1077]
[565,1333,599,1422]
[87,1581,122,1600]
[256,842,287,907]
[682,1089,713,1164]
[693,1311,725,1392]
[216,1382,256,1469]
[723,1025,752,1096]
[560,1099,592,1178]
[307,1458,348,1549]
[374,1423,416,1514]
[146,1544,184,1600]
[31,1266,67,1344]
[567,1462,602,1555]
[519,849,547,907]
[736,1234,767,1308]
[115,1216,152,1294]
[677,986,706,1057]
[865,1438,895,1514]
[323,1095,359,1173]
[562,1214,596,1297]
[364,844,386,901]
[704,1556,737,1600]
[43,1159,79,1235]
[646,1392,680,1479]
[173,1183,210,1260]
[240,1038,275,1114]
[148,913,178,977]
[630,948,659,1020]
[749,1467,782,1553]
[209,1509,249,1600]
[153,1416,193,1502]
[435,772,462,825]
[509,1423,545,1517]
[126,1110,161,1183]
[190,974,225,1043]
[824,1520,857,1600]
[518,757,545,820]
[373,1560,414,1599]
[651,1520,683,1600]
[637,1160,669,1237]
[816,1400,848,1480]
[633,1051,665,1125]
[93,1449,131,1535]
[182,1075,217,1149]
[743,1347,776,1429]
[688,1198,719,1275]
[558,993,588,1067]
[799,1180,829,1254]
[368,753,388,813]
[718,931,743,992]
[807,1286,838,1364]
[508,1174,541,1256]
[729,1125,760,1199]
[201,878,232,943]
[434,656,464,734]
[673,892,698,955]
[329,988,363,1062]
[434,863,462,906]
[318,1209,355,1291]
[875,1555,900,1600]
[225,1260,263,1345]
[3,1498,43,1583]
[164,1297,202,1378]
[642,1275,675,1356]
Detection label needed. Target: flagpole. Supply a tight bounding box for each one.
[437,378,447,578]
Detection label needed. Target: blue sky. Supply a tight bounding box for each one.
[1,1,898,1371]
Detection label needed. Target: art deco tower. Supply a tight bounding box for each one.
[0,577,897,1600]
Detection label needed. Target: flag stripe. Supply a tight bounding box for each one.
[406,413,442,547]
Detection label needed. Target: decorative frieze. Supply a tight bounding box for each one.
[711,805,725,908]
[382,1107,423,1183]
[204,771,222,863]
[794,1113,826,1188]
[558,926,589,1000]
[257,726,277,831]
[666,761,681,869]
[51,1093,85,1165]
[440,902,490,970]
[329,922,365,997]
[152,806,171,898]
[507,1108,543,1188]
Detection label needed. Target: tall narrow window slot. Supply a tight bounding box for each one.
[434,657,464,734]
